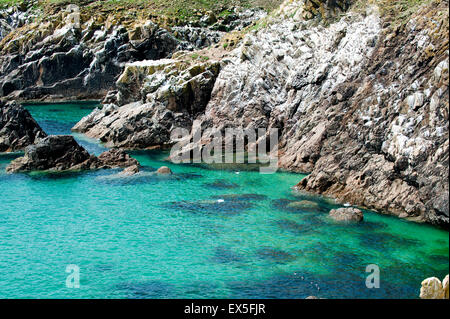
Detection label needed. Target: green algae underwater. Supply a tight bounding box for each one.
[0,102,448,298]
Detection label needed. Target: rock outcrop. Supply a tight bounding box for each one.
[420,275,449,299]
[0,1,39,41]
[72,57,221,148]
[0,3,263,101]
[153,0,449,227]
[4,0,448,227]
[6,135,139,173]
[6,135,94,172]
[0,99,46,152]
[97,148,139,168]
[295,2,449,227]
[156,166,173,175]
[329,207,364,222]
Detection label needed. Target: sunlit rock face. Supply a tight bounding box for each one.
[72,58,221,149]
[0,4,263,101]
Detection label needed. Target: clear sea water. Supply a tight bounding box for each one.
[0,102,448,299]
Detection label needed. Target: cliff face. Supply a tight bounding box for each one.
[1,1,448,227]
[296,2,449,226]
[0,2,263,101]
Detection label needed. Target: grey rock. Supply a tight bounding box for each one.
[0,99,46,152]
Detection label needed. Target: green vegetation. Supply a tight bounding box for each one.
[352,0,435,27]
[1,0,282,23]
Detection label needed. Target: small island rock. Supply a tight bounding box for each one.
[329,207,364,222]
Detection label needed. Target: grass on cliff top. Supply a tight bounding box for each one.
[0,0,282,21]
[353,0,437,26]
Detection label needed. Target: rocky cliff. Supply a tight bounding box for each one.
[1,0,448,227]
[0,1,264,101]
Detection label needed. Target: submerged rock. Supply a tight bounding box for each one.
[287,200,319,210]
[0,100,46,152]
[119,164,140,176]
[329,207,363,223]
[6,135,140,173]
[156,166,172,175]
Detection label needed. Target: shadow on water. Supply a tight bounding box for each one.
[256,247,297,264]
[273,219,317,236]
[204,179,240,190]
[210,193,267,202]
[358,231,420,251]
[94,167,204,186]
[226,267,419,299]
[115,280,174,299]
[212,246,247,264]
[162,199,253,216]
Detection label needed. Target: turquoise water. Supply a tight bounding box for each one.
[0,102,448,299]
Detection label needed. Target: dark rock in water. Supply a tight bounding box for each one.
[204,179,239,189]
[329,208,364,223]
[274,219,316,235]
[0,100,46,152]
[210,193,267,202]
[256,247,296,263]
[359,232,419,251]
[212,246,245,264]
[156,166,172,175]
[6,135,94,172]
[98,148,139,168]
[6,135,140,173]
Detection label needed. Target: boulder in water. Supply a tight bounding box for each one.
[420,276,445,299]
[156,166,172,175]
[0,100,46,152]
[6,135,94,172]
[329,207,363,223]
[119,164,140,176]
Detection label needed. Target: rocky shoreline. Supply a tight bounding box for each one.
[0,1,448,228]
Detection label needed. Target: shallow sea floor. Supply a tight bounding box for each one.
[0,102,448,298]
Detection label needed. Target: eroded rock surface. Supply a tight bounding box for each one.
[6,135,139,173]
[0,99,46,152]
[167,0,449,226]
[72,58,220,148]
[6,135,93,172]
[6,0,448,226]
[0,4,263,101]
[329,207,364,222]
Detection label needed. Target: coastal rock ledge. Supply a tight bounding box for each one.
[6,135,139,173]
[0,100,46,152]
